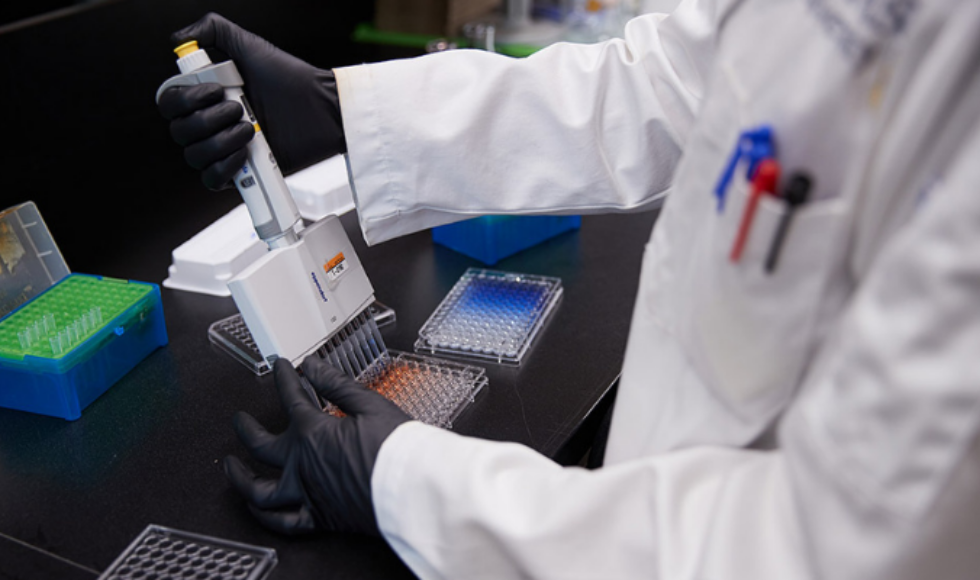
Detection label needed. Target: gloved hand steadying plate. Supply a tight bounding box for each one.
[224,356,410,536]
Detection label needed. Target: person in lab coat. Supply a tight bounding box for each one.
[158,2,980,578]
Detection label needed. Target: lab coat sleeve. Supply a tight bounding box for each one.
[334,0,735,245]
[373,120,980,579]
[373,421,808,580]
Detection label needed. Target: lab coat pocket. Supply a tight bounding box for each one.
[683,180,846,418]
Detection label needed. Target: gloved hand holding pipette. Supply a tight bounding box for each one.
[157,13,345,190]
[223,356,410,536]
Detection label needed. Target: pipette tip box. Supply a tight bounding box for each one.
[414,268,562,365]
[432,215,581,265]
[0,202,168,421]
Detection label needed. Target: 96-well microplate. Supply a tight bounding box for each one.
[98,525,276,580]
[326,350,487,429]
[414,268,562,365]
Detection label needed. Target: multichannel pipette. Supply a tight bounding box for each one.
[155,43,486,427]
[156,42,380,372]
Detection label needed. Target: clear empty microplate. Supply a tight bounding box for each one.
[208,313,271,376]
[414,268,562,365]
[98,524,277,580]
[325,350,488,429]
[207,300,396,377]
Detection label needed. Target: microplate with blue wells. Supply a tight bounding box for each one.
[414,268,563,365]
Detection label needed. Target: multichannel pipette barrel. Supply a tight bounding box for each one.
[156,41,302,250]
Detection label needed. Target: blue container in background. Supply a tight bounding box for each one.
[0,276,168,420]
[432,215,581,265]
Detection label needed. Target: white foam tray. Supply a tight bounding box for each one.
[163,155,355,297]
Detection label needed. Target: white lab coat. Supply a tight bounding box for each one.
[335,0,980,577]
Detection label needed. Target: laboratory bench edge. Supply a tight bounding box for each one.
[0,207,659,579]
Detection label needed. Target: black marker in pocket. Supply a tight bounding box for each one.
[765,173,812,274]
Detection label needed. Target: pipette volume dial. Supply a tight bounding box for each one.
[161,41,302,250]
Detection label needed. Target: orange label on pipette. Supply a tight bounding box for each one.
[324,252,348,281]
[326,253,345,270]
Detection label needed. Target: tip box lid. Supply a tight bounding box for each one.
[0,201,70,321]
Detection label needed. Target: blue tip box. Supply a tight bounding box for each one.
[432,215,581,265]
[0,202,169,420]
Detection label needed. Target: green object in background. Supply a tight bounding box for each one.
[353,22,543,58]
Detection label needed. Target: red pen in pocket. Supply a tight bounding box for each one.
[730,158,780,263]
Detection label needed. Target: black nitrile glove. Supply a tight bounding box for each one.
[157,12,346,190]
[224,356,410,536]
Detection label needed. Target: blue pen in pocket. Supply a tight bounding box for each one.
[714,125,776,213]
